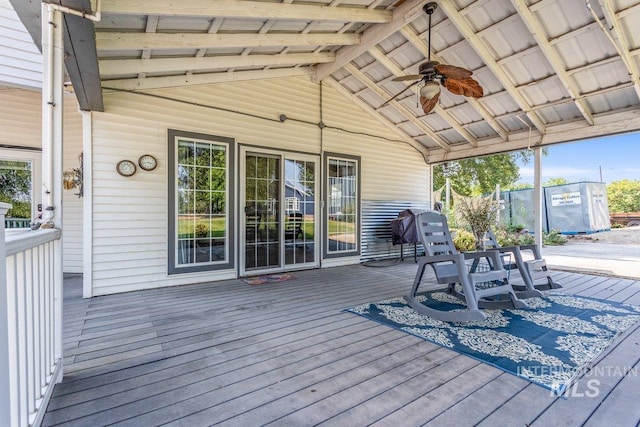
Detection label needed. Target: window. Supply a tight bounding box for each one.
[324,153,360,258]
[0,150,41,228]
[0,159,32,218]
[284,196,300,212]
[168,130,234,274]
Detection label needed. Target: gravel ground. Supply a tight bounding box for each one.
[565,226,640,245]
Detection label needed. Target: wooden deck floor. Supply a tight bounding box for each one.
[45,262,640,426]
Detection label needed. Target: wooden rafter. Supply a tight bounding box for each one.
[99,0,391,22]
[596,0,640,100]
[511,0,594,125]
[99,53,336,77]
[102,67,315,91]
[438,1,546,135]
[323,78,430,162]
[367,47,478,147]
[137,15,158,80]
[96,33,361,51]
[187,18,224,77]
[315,0,426,81]
[344,63,451,152]
[399,26,509,141]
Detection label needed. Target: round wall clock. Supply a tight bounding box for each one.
[138,154,158,171]
[116,159,137,177]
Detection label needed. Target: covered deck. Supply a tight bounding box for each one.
[45,262,640,426]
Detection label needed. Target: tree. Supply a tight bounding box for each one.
[607,180,640,213]
[433,151,533,196]
[508,182,533,190]
[0,159,32,218]
[543,177,568,187]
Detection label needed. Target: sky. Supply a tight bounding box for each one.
[516,131,640,185]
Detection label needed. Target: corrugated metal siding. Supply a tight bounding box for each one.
[0,0,41,88]
[91,76,430,295]
[361,200,429,261]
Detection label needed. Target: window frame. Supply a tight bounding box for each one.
[0,148,42,221]
[323,152,361,259]
[168,129,235,275]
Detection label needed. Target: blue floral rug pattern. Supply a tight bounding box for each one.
[346,292,640,394]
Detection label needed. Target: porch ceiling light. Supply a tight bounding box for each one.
[419,81,441,99]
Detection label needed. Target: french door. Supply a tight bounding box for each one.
[240,148,319,275]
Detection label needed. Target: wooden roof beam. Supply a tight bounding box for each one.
[323,77,430,162]
[438,1,546,135]
[96,32,360,51]
[367,46,478,147]
[99,53,336,76]
[137,15,159,80]
[596,0,640,101]
[101,67,314,91]
[315,0,425,81]
[100,0,391,23]
[511,0,594,125]
[344,63,451,152]
[399,26,509,141]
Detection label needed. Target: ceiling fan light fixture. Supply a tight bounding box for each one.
[420,81,441,99]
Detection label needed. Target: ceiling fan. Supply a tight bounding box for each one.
[382,2,483,115]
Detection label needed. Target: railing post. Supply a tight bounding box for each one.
[1,202,18,426]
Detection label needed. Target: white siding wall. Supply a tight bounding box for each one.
[0,88,84,272]
[62,101,84,273]
[91,77,429,295]
[0,88,41,148]
[0,0,41,88]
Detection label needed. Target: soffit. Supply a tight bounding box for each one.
[11,0,640,162]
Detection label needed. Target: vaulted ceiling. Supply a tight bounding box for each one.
[11,0,640,163]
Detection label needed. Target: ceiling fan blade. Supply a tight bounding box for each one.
[392,74,423,82]
[379,80,421,107]
[420,91,440,115]
[434,64,473,80]
[443,77,484,98]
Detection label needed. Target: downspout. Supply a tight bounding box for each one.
[47,0,102,22]
[43,0,101,224]
[45,5,55,218]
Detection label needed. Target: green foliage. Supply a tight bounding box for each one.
[434,153,522,196]
[0,160,32,218]
[493,225,538,246]
[453,229,476,252]
[494,228,566,247]
[507,182,533,190]
[195,222,209,238]
[543,229,567,245]
[518,232,536,245]
[543,177,569,187]
[433,150,544,196]
[455,196,499,251]
[607,180,640,213]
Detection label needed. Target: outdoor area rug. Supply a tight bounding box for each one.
[242,273,296,285]
[346,292,640,395]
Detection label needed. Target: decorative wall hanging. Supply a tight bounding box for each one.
[138,154,158,171]
[63,152,84,198]
[116,159,137,177]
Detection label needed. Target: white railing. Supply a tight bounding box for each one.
[1,203,63,427]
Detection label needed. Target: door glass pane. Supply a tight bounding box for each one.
[176,140,227,266]
[245,154,280,271]
[0,159,32,226]
[284,159,316,266]
[327,157,358,253]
